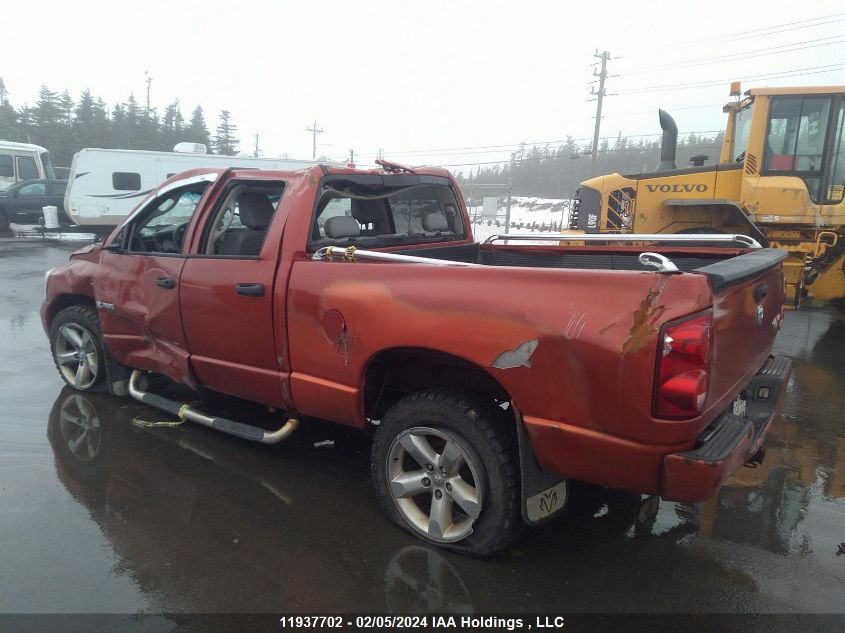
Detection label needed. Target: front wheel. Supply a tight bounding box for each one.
[50,305,106,392]
[371,389,521,557]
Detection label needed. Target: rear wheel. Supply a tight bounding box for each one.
[50,305,106,392]
[371,389,520,557]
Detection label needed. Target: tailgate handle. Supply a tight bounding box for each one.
[235,283,265,297]
[754,283,768,303]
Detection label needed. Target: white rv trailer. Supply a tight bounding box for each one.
[64,146,330,226]
[0,141,56,190]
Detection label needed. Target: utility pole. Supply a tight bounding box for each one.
[347,148,355,166]
[144,71,152,116]
[589,50,614,177]
[305,120,324,160]
[504,172,513,235]
[253,133,260,158]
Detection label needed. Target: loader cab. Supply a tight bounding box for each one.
[735,87,845,223]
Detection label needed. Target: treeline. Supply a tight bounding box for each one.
[0,78,241,167]
[458,132,725,199]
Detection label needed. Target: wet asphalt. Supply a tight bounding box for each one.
[0,239,843,621]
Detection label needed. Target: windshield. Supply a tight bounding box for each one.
[733,104,753,161]
[311,180,466,249]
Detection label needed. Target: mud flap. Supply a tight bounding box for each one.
[102,345,131,396]
[515,409,568,525]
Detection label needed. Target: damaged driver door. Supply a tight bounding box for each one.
[94,178,212,386]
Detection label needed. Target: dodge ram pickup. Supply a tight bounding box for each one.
[42,160,792,555]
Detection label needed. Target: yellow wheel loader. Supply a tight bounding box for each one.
[572,85,845,307]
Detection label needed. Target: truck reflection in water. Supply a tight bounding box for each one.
[48,386,477,613]
[46,311,845,613]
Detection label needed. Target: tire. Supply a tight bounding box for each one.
[371,389,521,557]
[50,305,107,392]
[0,208,9,231]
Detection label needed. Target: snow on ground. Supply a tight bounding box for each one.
[7,224,96,241]
[466,196,573,242]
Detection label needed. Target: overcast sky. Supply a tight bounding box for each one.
[3,0,845,170]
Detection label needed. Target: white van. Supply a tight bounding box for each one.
[0,141,56,190]
[64,145,332,226]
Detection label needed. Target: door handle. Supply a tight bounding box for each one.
[156,277,176,289]
[234,283,265,297]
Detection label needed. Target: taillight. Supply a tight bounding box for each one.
[654,311,712,418]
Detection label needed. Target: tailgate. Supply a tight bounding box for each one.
[694,248,788,410]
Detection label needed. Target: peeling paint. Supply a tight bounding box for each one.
[621,276,669,356]
[492,339,539,369]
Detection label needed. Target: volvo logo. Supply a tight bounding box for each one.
[756,305,765,326]
[645,183,708,193]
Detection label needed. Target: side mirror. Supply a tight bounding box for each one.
[104,241,122,253]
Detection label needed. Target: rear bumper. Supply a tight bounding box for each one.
[660,355,792,502]
[521,355,792,501]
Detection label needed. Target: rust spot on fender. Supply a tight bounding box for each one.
[334,329,357,367]
[621,276,669,356]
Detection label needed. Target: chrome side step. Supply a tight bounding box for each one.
[128,370,299,444]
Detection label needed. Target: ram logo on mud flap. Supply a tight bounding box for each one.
[526,480,568,524]
[539,489,558,514]
[646,184,708,193]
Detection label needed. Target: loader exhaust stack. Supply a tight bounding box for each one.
[657,109,678,170]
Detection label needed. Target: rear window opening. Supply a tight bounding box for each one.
[309,179,466,250]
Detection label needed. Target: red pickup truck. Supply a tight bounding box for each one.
[42,162,791,555]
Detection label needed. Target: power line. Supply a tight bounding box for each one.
[349,129,722,160]
[702,16,845,45]
[603,103,725,118]
[625,62,845,94]
[625,34,845,74]
[621,63,845,95]
[437,146,724,168]
[633,12,845,58]
[687,11,845,45]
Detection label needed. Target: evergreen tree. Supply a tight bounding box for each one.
[213,110,239,156]
[163,99,181,131]
[185,105,212,149]
[58,90,74,126]
[0,78,17,141]
[73,89,99,150]
[161,99,184,150]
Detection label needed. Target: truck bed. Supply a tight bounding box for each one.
[402,241,773,281]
